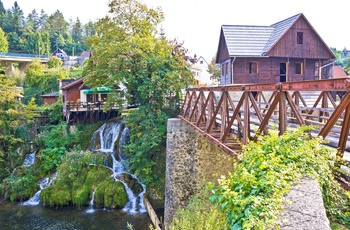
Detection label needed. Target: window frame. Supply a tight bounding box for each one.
[248,61,258,74]
[295,62,303,74]
[297,32,303,44]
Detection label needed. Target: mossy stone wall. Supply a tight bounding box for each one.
[164,118,234,227]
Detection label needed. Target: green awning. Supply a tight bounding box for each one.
[83,86,112,94]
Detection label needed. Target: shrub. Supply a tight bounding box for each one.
[210,126,350,229]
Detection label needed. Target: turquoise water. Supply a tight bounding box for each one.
[0,199,152,230]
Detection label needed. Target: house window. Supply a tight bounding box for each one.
[200,60,203,64]
[225,63,228,75]
[295,62,303,74]
[249,61,258,74]
[222,64,225,75]
[297,32,303,44]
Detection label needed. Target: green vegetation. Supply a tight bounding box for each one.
[333,48,350,73]
[0,0,94,55]
[0,27,8,52]
[41,151,127,208]
[0,73,29,181]
[171,127,350,229]
[84,0,193,195]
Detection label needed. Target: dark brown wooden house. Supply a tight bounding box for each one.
[216,13,336,85]
[41,92,59,105]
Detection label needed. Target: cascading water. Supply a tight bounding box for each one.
[22,150,37,167]
[89,121,146,214]
[86,188,97,214]
[22,173,57,206]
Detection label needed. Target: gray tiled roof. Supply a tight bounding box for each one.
[222,13,301,57]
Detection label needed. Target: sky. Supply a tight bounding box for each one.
[2,0,350,61]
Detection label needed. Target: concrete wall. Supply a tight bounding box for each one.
[164,118,234,227]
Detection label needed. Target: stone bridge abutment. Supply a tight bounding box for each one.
[164,118,234,227]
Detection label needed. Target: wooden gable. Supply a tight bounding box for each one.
[267,14,335,59]
[216,28,230,63]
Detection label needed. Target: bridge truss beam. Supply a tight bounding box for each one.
[179,78,350,158]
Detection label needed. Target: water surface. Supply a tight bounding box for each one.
[0,199,152,230]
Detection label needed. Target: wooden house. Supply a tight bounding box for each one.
[41,92,59,105]
[53,48,69,61]
[216,13,336,85]
[59,77,119,123]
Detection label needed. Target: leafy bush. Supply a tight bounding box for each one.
[36,123,82,176]
[209,126,350,229]
[124,105,168,188]
[47,56,63,68]
[170,183,228,230]
[0,167,39,201]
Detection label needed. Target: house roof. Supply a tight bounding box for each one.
[219,13,334,58]
[53,48,68,56]
[333,65,348,78]
[60,77,85,90]
[41,92,59,97]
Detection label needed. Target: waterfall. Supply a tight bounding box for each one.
[22,173,57,206]
[89,121,146,214]
[86,188,97,214]
[22,150,37,167]
[22,177,49,206]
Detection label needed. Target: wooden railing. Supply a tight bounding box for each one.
[179,78,350,158]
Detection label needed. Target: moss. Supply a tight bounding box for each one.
[95,180,128,209]
[41,187,71,207]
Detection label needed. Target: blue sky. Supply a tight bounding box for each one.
[2,0,350,61]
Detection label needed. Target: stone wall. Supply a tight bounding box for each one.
[164,118,234,227]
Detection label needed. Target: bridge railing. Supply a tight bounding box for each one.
[0,52,50,59]
[179,78,350,158]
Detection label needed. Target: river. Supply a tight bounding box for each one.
[0,199,152,229]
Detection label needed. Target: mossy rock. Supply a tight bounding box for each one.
[72,166,111,207]
[41,187,71,207]
[115,173,143,195]
[95,179,127,209]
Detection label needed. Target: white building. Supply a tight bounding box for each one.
[188,55,219,86]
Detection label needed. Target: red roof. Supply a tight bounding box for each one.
[333,65,348,78]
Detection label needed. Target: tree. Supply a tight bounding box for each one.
[207,56,220,82]
[45,10,68,51]
[0,27,8,52]
[0,73,27,179]
[84,0,193,187]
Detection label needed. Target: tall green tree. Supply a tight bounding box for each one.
[0,73,27,179]
[0,0,5,28]
[84,0,193,187]
[0,27,8,52]
[45,10,68,51]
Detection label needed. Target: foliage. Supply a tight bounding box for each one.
[23,59,66,105]
[40,150,127,209]
[0,27,8,52]
[47,56,62,68]
[0,1,94,55]
[124,106,168,186]
[36,122,82,176]
[40,96,63,124]
[170,183,228,230]
[207,56,220,82]
[84,0,193,189]
[0,74,28,180]
[209,126,350,229]
[0,166,39,202]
